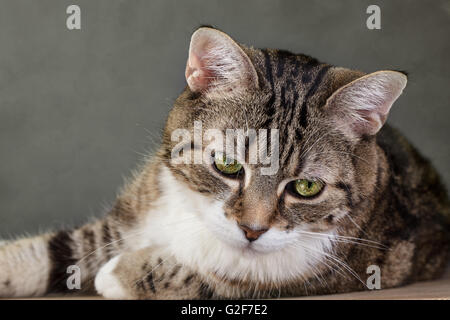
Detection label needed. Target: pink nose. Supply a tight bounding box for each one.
[238,224,268,242]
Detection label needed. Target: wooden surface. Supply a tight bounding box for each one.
[296,267,450,300]
[13,267,450,300]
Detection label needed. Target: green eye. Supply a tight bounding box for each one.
[214,154,243,176]
[294,179,324,197]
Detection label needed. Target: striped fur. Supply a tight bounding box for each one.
[0,27,449,299]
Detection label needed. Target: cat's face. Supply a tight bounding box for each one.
[161,28,407,255]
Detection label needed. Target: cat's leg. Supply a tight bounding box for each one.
[0,217,127,298]
[95,246,216,299]
[0,234,54,297]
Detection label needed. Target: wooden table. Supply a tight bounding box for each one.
[14,266,450,300]
[296,267,450,300]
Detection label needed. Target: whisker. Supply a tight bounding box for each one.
[289,241,350,282]
[133,226,204,288]
[344,215,372,239]
[76,229,148,265]
[298,233,387,251]
[302,245,350,282]
[292,241,366,288]
[296,230,388,249]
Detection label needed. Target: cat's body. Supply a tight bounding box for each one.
[1,28,449,299]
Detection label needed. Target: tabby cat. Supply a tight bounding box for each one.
[1,27,449,299]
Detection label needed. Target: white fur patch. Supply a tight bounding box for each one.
[95,255,131,300]
[134,166,334,285]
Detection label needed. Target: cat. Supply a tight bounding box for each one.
[0,27,449,299]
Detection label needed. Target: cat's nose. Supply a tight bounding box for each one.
[238,224,269,242]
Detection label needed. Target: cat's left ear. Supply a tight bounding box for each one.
[325,70,407,136]
[185,27,259,96]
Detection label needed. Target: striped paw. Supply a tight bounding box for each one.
[95,255,132,299]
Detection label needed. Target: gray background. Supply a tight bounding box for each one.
[1,0,449,237]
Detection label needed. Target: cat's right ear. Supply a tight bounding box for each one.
[185,27,258,97]
[325,70,407,137]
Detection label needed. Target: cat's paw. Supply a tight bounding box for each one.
[95,255,132,299]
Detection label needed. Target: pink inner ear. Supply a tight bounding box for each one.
[327,71,407,136]
[185,52,215,92]
[184,28,259,95]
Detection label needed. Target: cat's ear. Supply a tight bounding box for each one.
[185,27,258,96]
[325,70,407,136]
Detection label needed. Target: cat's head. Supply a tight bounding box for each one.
[160,27,407,255]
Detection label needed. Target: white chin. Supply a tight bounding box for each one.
[246,244,276,254]
[218,237,281,255]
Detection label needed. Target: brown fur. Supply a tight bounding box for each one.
[0,27,448,299]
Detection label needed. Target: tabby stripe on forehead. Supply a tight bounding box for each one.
[285,91,299,130]
[265,94,276,118]
[291,59,300,77]
[263,50,275,88]
[244,135,251,164]
[262,50,277,119]
[276,53,285,78]
[286,78,295,91]
[301,58,319,83]
[299,65,331,128]
[47,230,77,293]
[281,102,294,152]
[283,144,295,166]
[278,90,293,160]
[295,127,303,142]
